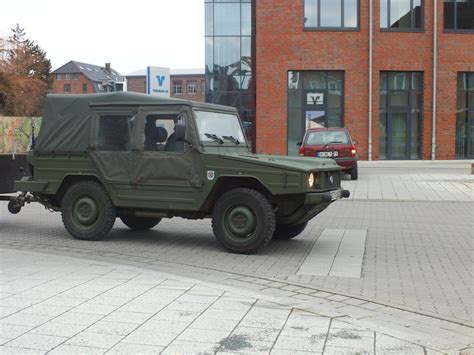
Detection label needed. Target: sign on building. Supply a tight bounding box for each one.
[146,66,170,97]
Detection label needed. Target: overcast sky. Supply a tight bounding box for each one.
[0,0,205,75]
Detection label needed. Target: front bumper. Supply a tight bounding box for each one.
[304,188,350,205]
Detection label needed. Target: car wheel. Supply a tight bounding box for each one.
[273,222,308,240]
[61,180,116,241]
[120,216,161,230]
[350,165,358,180]
[212,188,275,254]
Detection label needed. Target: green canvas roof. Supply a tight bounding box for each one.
[35,92,237,154]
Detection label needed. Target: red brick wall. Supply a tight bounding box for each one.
[126,76,146,94]
[256,0,473,159]
[50,73,94,94]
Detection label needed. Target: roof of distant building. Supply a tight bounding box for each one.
[126,68,205,77]
[52,61,123,82]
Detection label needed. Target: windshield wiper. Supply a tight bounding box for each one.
[222,136,240,145]
[204,133,224,144]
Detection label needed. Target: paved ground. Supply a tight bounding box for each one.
[1,248,447,355]
[0,161,473,353]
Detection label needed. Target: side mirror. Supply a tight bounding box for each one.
[352,140,359,145]
[175,124,186,141]
[297,142,302,147]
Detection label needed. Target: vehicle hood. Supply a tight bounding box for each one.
[219,153,340,172]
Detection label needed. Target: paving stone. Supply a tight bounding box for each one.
[177,328,231,343]
[273,334,325,352]
[0,324,32,339]
[163,340,219,354]
[66,331,124,349]
[107,342,164,354]
[0,345,45,354]
[137,319,189,334]
[49,344,105,354]
[31,322,87,337]
[53,312,104,326]
[122,329,177,347]
[5,333,67,351]
[102,311,152,324]
[85,320,138,336]
[375,333,425,354]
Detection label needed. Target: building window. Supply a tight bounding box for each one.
[456,73,474,158]
[187,81,197,95]
[380,0,423,30]
[65,73,70,80]
[444,0,474,31]
[173,81,182,95]
[82,83,88,94]
[56,74,61,80]
[64,84,71,93]
[304,0,359,29]
[74,73,79,80]
[287,71,344,156]
[201,80,206,95]
[379,72,422,160]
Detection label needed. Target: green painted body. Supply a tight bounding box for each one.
[15,93,344,225]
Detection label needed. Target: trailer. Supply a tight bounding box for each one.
[0,116,39,213]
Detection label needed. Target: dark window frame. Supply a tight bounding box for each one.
[63,84,71,93]
[380,0,425,32]
[443,0,474,33]
[173,81,183,95]
[455,72,474,158]
[82,83,88,94]
[304,0,360,31]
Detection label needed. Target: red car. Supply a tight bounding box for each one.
[299,127,359,180]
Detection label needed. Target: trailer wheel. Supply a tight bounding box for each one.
[8,201,21,214]
[61,180,116,241]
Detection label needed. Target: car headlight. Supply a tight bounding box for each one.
[308,173,315,188]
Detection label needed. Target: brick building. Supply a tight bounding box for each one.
[205,0,474,159]
[51,61,125,94]
[126,69,206,102]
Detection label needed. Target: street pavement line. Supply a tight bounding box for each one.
[297,228,367,278]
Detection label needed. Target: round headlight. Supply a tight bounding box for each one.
[308,173,315,188]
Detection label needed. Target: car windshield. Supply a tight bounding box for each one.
[305,130,349,145]
[194,110,246,144]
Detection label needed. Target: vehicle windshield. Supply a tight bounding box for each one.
[194,110,246,144]
[305,130,349,145]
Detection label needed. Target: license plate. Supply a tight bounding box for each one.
[330,190,341,201]
[317,151,339,158]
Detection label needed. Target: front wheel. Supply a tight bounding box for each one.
[212,188,275,254]
[273,222,308,240]
[120,216,161,230]
[61,180,116,241]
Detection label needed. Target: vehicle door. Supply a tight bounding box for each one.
[130,105,204,211]
[89,108,136,186]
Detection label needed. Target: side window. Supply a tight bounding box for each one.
[143,113,185,153]
[97,114,134,151]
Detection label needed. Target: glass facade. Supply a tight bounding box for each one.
[380,0,423,30]
[205,0,256,149]
[456,73,474,158]
[379,72,422,160]
[287,71,344,155]
[444,0,474,31]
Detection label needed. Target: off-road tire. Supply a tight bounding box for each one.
[61,180,116,241]
[273,222,308,240]
[120,216,161,230]
[212,188,275,254]
[350,165,358,180]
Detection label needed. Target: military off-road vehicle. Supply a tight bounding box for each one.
[10,92,349,254]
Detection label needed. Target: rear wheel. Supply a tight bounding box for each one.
[350,165,358,180]
[273,222,308,240]
[120,216,161,230]
[61,180,115,241]
[212,188,275,254]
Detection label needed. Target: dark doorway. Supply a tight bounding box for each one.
[380,72,422,160]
